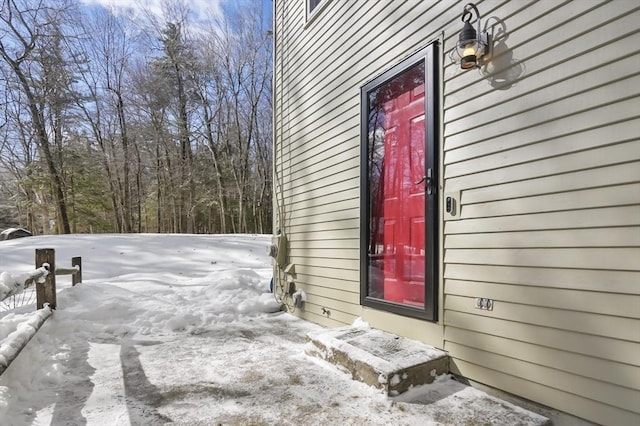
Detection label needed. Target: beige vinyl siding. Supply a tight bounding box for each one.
[273,0,462,333]
[442,1,640,424]
[274,0,362,326]
[275,0,362,327]
[274,0,640,424]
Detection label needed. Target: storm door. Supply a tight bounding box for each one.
[360,43,438,321]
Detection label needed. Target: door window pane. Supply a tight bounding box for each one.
[366,62,426,308]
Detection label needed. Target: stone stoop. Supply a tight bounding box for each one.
[306,325,449,396]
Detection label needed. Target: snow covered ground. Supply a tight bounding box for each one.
[0,234,548,425]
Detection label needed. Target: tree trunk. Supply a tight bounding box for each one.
[115,91,133,232]
[202,104,227,233]
[176,68,192,234]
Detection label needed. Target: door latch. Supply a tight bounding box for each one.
[426,168,434,195]
[415,168,435,195]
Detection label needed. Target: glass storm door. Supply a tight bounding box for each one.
[360,43,438,321]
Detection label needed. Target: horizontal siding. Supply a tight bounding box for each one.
[445,247,640,271]
[363,307,444,346]
[293,272,358,294]
[287,145,359,184]
[461,184,640,218]
[446,43,640,125]
[288,238,359,250]
[442,1,640,424]
[446,73,640,144]
[446,295,639,342]
[450,359,639,426]
[445,206,640,233]
[291,265,359,286]
[275,0,640,424]
[445,227,640,248]
[446,327,639,390]
[460,163,639,205]
[286,182,358,206]
[445,127,639,183]
[281,121,359,176]
[302,292,360,316]
[298,301,360,328]
[299,284,361,306]
[286,196,358,217]
[287,218,358,234]
[274,0,461,327]
[445,263,638,294]
[285,227,357,242]
[285,189,359,214]
[446,341,638,412]
[445,310,638,371]
[445,103,639,168]
[446,279,639,318]
[283,1,454,141]
[283,166,358,200]
[288,210,358,229]
[290,255,356,270]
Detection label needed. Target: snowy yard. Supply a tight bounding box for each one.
[0,234,546,425]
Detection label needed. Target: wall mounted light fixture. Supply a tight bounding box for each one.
[449,3,490,70]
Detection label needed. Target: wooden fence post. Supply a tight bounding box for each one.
[72,256,82,286]
[35,249,56,310]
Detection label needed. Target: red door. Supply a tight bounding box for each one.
[381,80,426,306]
[363,43,438,320]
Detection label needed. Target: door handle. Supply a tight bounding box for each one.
[416,169,435,195]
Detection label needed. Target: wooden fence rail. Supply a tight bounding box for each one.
[0,249,82,310]
[0,249,83,376]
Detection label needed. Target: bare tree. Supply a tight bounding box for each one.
[73,5,139,232]
[158,21,195,233]
[0,84,41,232]
[209,7,273,233]
[191,34,228,233]
[0,0,273,235]
[0,0,78,233]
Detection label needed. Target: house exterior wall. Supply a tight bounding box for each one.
[273,1,640,424]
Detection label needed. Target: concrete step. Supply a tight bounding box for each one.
[306,324,449,396]
[306,324,550,425]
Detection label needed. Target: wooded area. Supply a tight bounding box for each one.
[0,0,273,234]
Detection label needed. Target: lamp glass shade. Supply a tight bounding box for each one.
[457,39,481,69]
[462,44,477,57]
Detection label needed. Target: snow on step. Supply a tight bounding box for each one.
[306,324,449,396]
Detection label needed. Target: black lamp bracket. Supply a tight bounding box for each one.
[463,3,490,57]
[462,3,481,38]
